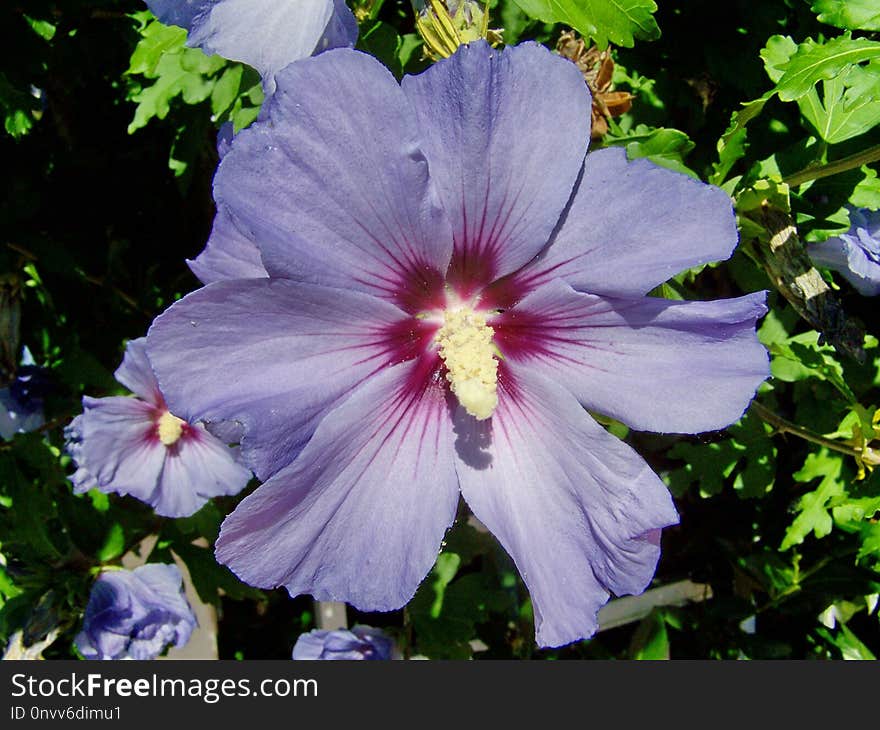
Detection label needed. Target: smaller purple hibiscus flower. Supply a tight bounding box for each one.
[292,625,394,660]
[809,207,880,296]
[65,337,251,518]
[144,0,358,94]
[76,564,197,660]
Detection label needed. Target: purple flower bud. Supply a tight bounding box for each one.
[0,348,49,441]
[76,564,197,660]
[292,626,394,660]
[809,208,880,296]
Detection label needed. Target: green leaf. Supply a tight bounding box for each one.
[712,122,748,185]
[781,449,846,550]
[168,542,263,605]
[429,552,462,618]
[211,65,243,119]
[126,18,227,133]
[24,15,56,42]
[628,609,669,659]
[510,0,659,49]
[127,20,188,77]
[665,412,776,499]
[775,34,880,101]
[817,623,876,659]
[398,34,424,72]
[605,126,697,178]
[857,522,880,560]
[228,80,264,133]
[0,73,38,139]
[811,0,880,31]
[358,21,403,78]
[798,62,880,143]
[767,330,856,403]
[0,564,21,605]
[850,165,880,209]
[761,35,799,83]
[833,495,880,526]
[0,453,64,561]
[96,523,125,562]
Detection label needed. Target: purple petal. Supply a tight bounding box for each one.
[147,278,415,480]
[401,41,590,290]
[152,427,252,518]
[79,396,166,503]
[215,121,234,160]
[505,147,739,299]
[290,630,330,660]
[809,209,880,297]
[495,280,769,434]
[213,49,452,311]
[144,0,209,29]
[146,0,358,93]
[65,415,99,493]
[291,626,392,660]
[453,369,678,648]
[319,0,359,52]
[215,360,459,611]
[113,338,162,405]
[125,564,193,619]
[187,204,267,285]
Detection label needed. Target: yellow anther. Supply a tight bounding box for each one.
[435,307,498,420]
[157,410,185,446]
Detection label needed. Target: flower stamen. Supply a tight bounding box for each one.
[435,306,498,420]
[157,411,186,446]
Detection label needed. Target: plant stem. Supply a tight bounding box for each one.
[749,400,874,463]
[783,143,880,188]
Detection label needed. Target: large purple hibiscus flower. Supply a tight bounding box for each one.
[66,338,251,518]
[146,41,769,647]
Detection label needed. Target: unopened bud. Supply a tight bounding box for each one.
[414,0,503,61]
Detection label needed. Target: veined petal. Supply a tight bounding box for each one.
[453,369,678,647]
[498,148,739,300]
[79,396,166,503]
[495,280,769,434]
[401,41,590,291]
[215,49,453,312]
[146,0,358,93]
[151,427,252,518]
[187,205,267,285]
[147,279,424,480]
[113,338,162,406]
[215,360,459,611]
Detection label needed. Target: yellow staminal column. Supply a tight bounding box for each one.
[157,410,186,446]
[435,307,498,420]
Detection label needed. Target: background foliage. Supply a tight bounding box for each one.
[2,0,879,659]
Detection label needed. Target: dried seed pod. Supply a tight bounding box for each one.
[556,31,633,139]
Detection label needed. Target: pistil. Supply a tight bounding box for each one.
[157,410,186,446]
[434,306,498,420]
